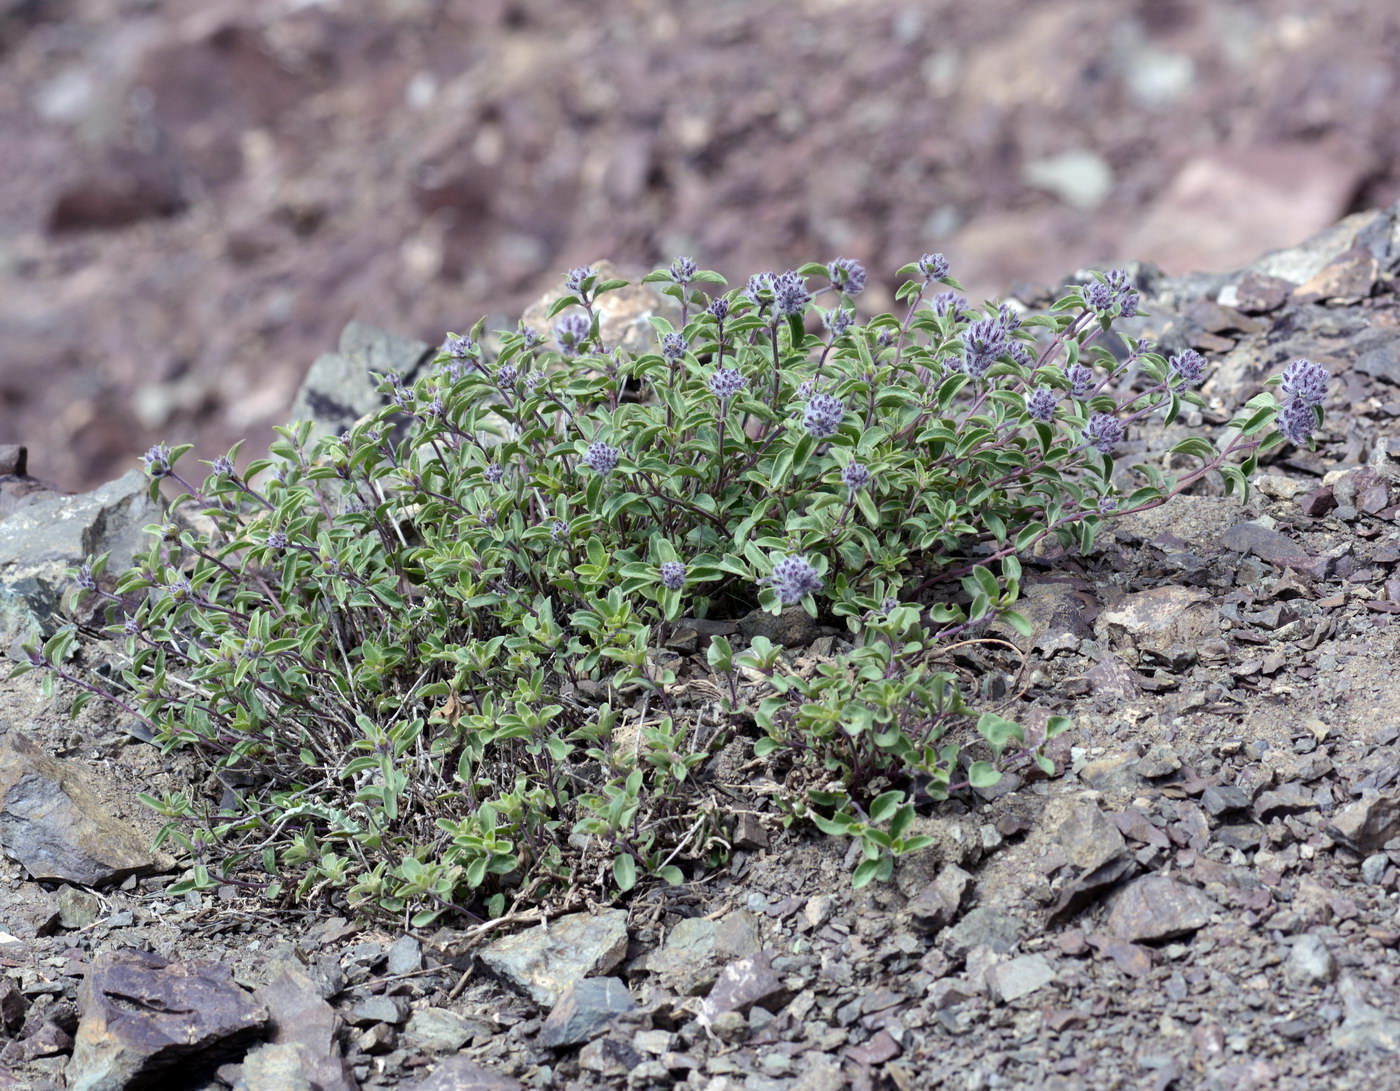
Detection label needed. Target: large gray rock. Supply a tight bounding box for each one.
[287,320,435,447]
[478,908,629,1008]
[0,730,173,885]
[67,949,267,1091]
[0,468,161,657]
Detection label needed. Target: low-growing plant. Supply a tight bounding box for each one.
[17,255,1326,919]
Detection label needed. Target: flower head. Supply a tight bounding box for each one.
[931,292,968,322]
[554,312,592,356]
[659,561,686,591]
[917,253,950,280]
[1277,398,1318,446]
[767,555,823,605]
[583,441,620,475]
[841,462,871,490]
[1168,349,1207,387]
[1067,364,1095,399]
[1083,412,1124,454]
[76,563,96,592]
[802,393,845,439]
[484,463,505,484]
[211,455,234,478]
[1027,386,1058,422]
[669,256,698,283]
[709,367,748,402]
[743,272,775,307]
[565,265,595,293]
[266,530,289,550]
[823,307,855,337]
[1280,358,1329,407]
[960,317,1009,378]
[772,270,811,317]
[661,332,688,361]
[442,333,477,359]
[1105,269,1141,318]
[1097,495,1119,515]
[142,443,173,479]
[828,257,866,296]
[1083,280,1115,312]
[707,296,730,321]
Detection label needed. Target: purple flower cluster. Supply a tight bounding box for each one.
[661,332,688,361]
[659,561,686,591]
[709,367,747,402]
[669,256,697,283]
[960,317,1009,378]
[828,257,866,296]
[841,462,871,490]
[583,441,620,475]
[1277,358,1329,445]
[442,333,477,359]
[707,297,730,321]
[743,272,774,306]
[1027,386,1058,422]
[1105,270,1140,318]
[917,253,950,280]
[1083,412,1124,454]
[565,265,595,293]
[1081,270,1140,318]
[768,555,823,605]
[554,312,591,357]
[803,393,845,439]
[772,270,812,317]
[1168,349,1207,387]
[484,463,505,484]
[931,292,969,322]
[1280,358,1329,407]
[1067,364,1095,399]
[823,307,855,336]
[142,443,172,478]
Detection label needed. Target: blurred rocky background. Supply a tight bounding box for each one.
[2,0,1397,491]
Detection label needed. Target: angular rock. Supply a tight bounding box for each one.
[1106,876,1218,943]
[1252,783,1317,822]
[942,908,1024,960]
[632,916,718,993]
[1095,586,1216,669]
[1201,784,1251,817]
[539,977,635,1049]
[252,963,354,1091]
[1328,791,1400,854]
[67,949,266,1091]
[985,954,1056,1004]
[1232,271,1292,314]
[0,469,162,654]
[478,908,629,1008]
[698,950,792,1028]
[385,934,422,975]
[287,320,435,448]
[908,863,973,932]
[405,1055,523,1091]
[57,886,101,929]
[1333,974,1400,1053]
[1046,854,1139,927]
[403,1008,475,1052]
[346,994,408,1027]
[0,731,173,885]
[1054,803,1127,874]
[1284,934,1337,986]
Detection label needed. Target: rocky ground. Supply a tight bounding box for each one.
[3,0,1400,495]
[2,198,1400,1090]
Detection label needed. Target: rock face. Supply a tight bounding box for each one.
[477,909,629,1008]
[67,949,267,1091]
[0,731,173,885]
[0,469,162,657]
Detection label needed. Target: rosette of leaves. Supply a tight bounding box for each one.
[18,259,1314,914]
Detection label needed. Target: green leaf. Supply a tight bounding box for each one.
[967,761,1001,789]
[613,853,638,892]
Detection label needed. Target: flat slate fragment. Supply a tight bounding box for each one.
[1107,875,1218,943]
